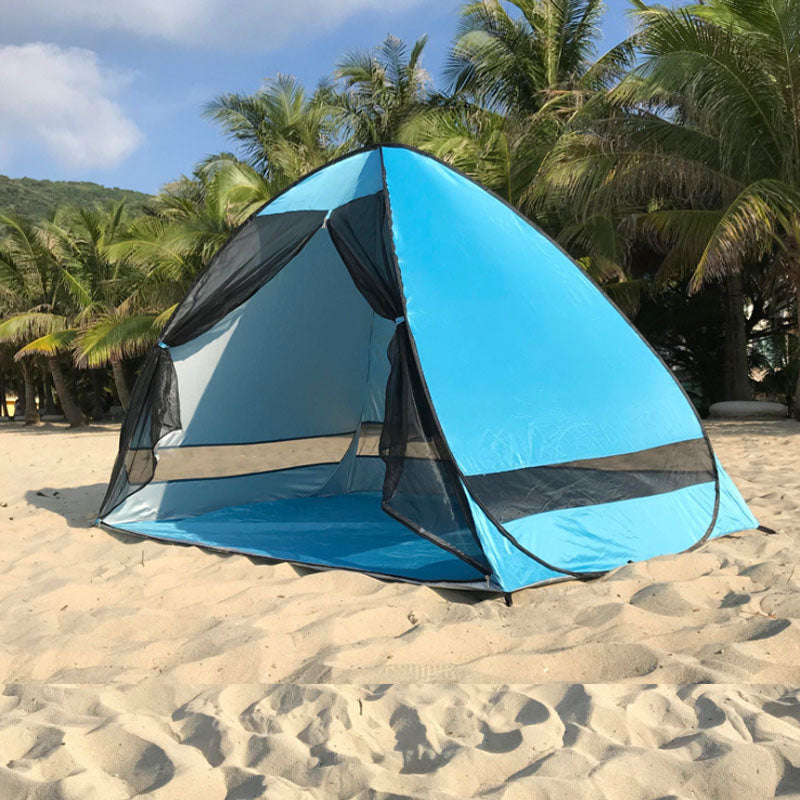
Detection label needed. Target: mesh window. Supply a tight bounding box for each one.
[99,347,180,516]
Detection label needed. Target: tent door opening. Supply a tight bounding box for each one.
[101,193,491,584]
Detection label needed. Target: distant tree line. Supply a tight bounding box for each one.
[0,175,150,221]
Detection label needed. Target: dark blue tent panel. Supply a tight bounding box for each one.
[99,145,757,593]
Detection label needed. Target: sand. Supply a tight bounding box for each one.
[1,419,800,797]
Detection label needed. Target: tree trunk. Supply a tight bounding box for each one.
[111,357,130,410]
[793,282,800,420]
[48,357,87,427]
[722,272,752,400]
[13,376,23,418]
[90,368,106,420]
[20,361,40,425]
[42,372,58,415]
[0,374,6,418]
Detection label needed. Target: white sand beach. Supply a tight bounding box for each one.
[2,420,800,797]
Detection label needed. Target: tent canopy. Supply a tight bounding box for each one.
[98,145,757,593]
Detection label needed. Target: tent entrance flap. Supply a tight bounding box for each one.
[327,191,490,574]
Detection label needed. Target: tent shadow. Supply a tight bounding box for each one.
[25,483,107,529]
[429,587,494,605]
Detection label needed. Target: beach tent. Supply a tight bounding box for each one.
[98,145,757,594]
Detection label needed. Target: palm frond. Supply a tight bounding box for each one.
[690,179,800,290]
[15,328,77,359]
[0,312,67,344]
[74,314,161,368]
[154,304,178,329]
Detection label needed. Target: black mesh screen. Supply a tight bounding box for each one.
[100,210,326,518]
[380,325,489,570]
[99,347,181,516]
[327,193,400,319]
[162,210,325,346]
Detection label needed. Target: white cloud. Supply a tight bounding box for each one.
[2,0,427,51]
[0,43,142,169]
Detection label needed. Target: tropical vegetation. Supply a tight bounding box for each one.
[0,174,150,221]
[1,0,798,424]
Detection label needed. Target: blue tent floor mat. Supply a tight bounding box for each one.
[116,492,486,583]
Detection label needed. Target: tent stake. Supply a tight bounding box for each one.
[503,593,513,607]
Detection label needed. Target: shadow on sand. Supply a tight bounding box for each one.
[25,483,107,529]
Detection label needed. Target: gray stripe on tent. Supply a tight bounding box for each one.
[463,437,714,523]
[127,425,438,483]
[129,434,357,482]
[356,423,443,460]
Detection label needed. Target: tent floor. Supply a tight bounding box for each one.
[115,492,487,583]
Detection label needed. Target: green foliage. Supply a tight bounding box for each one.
[74,313,160,368]
[334,34,433,145]
[2,2,800,417]
[0,175,150,222]
[448,0,607,112]
[204,75,342,190]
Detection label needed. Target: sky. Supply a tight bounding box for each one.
[0,0,633,195]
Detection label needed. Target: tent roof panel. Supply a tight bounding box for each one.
[259,149,383,215]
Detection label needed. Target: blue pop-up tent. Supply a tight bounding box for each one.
[98,145,757,593]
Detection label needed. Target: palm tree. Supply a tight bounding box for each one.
[448,0,619,114]
[110,165,244,304]
[403,1,634,209]
[0,344,12,418]
[204,74,339,189]
[401,95,558,207]
[105,162,267,365]
[538,0,800,413]
[334,34,433,145]
[0,214,86,426]
[51,202,160,410]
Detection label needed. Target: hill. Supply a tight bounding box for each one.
[0,175,152,220]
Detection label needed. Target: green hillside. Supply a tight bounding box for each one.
[0,174,152,220]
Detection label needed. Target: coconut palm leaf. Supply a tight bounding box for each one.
[634,208,724,287]
[74,313,161,368]
[334,34,432,145]
[15,328,78,359]
[690,179,800,291]
[0,312,67,343]
[212,160,275,222]
[154,304,178,329]
[448,0,605,113]
[205,74,337,181]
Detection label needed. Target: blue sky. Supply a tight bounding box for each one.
[0,0,633,195]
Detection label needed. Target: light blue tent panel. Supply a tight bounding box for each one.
[169,229,375,447]
[383,147,703,474]
[118,493,485,583]
[259,150,383,215]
